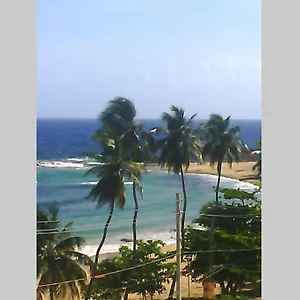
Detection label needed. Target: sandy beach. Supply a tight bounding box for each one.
[148,161,259,182]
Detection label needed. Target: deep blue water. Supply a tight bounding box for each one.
[37,119,261,161]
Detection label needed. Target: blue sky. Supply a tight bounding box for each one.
[37,0,261,119]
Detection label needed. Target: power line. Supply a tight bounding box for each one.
[37,220,60,223]
[37,247,261,288]
[199,213,261,219]
[36,220,177,235]
[37,252,176,288]
[183,247,261,254]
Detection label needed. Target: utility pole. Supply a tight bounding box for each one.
[176,193,182,300]
[187,255,191,299]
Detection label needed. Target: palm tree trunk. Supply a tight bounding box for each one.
[132,182,138,251]
[49,287,54,300]
[180,165,187,249]
[215,162,222,203]
[168,274,176,299]
[85,201,115,300]
[168,166,187,300]
[123,183,139,300]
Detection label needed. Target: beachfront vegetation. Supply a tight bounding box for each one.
[37,205,92,300]
[184,189,261,297]
[90,240,175,300]
[201,114,249,203]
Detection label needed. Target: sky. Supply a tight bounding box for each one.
[37,0,261,119]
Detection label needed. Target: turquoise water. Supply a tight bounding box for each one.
[37,166,257,255]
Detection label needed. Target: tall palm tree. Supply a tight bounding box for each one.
[201,114,248,203]
[153,105,202,248]
[152,106,201,299]
[97,97,156,252]
[84,131,144,300]
[252,139,261,178]
[37,205,92,300]
[97,98,156,300]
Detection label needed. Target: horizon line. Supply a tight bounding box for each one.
[37,117,262,121]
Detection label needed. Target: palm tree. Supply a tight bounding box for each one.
[201,114,248,203]
[152,106,201,299]
[97,98,156,300]
[84,131,144,300]
[153,105,202,247]
[252,139,261,178]
[37,205,92,300]
[97,97,156,252]
[99,96,137,137]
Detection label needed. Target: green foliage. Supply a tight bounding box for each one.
[200,114,249,202]
[84,131,145,209]
[219,188,259,205]
[185,189,261,296]
[155,105,202,173]
[99,97,137,137]
[201,114,248,166]
[90,240,175,299]
[37,205,92,300]
[98,97,157,164]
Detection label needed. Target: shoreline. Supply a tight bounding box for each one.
[92,242,176,262]
[147,161,258,180]
[37,160,260,182]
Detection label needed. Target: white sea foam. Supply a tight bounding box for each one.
[37,160,87,169]
[37,159,103,169]
[79,181,132,186]
[78,230,175,256]
[80,181,98,185]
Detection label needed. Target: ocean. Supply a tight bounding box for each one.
[37,119,261,255]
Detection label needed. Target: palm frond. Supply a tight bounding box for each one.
[55,237,85,252]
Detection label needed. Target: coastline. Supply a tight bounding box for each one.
[94,162,260,261]
[147,161,261,187]
[147,161,258,180]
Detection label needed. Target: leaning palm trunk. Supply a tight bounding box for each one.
[215,162,222,203]
[132,182,138,251]
[85,201,115,300]
[123,183,139,300]
[168,166,187,299]
[168,274,176,299]
[180,166,187,249]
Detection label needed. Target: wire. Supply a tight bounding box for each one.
[37,224,107,234]
[37,246,261,288]
[183,247,261,254]
[37,252,176,288]
[36,219,176,234]
[198,266,225,283]
[37,220,60,223]
[199,213,261,219]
